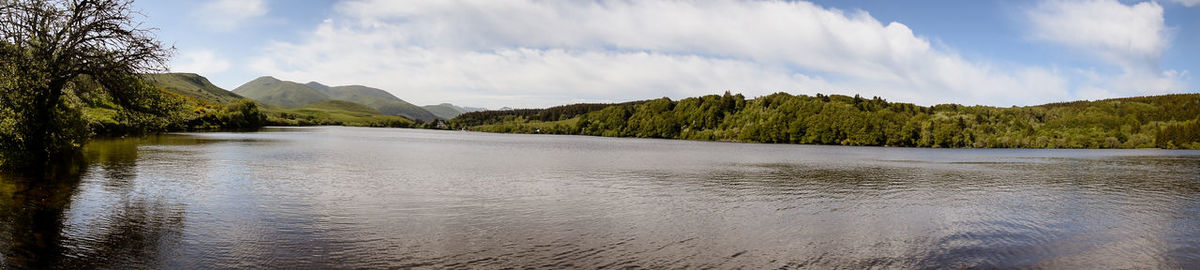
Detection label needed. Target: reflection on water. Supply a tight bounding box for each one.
[0,156,84,269]
[0,136,201,269]
[1,127,1199,269]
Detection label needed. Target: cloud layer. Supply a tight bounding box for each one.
[194,0,268,31]
[1027,0,1186,98]
[171,49,232,75]
[1167,0,1199,7]
[249,0,1183,108]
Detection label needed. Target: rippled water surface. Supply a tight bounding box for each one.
[3,127,1200,269]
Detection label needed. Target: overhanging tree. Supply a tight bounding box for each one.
[0,0,170,169]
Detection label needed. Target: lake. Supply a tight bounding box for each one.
[2,126,1199,269]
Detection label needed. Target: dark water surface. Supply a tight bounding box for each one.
[2,127,1199,269]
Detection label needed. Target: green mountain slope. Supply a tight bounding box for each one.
[451,92,1200,149]
[326,85,438,122]
[301,100,381,114]
[422,104,463,120]
[232,76,330,108]
[142,73,244,104]
[233,77,438,121]
[79,73,415,132]
[423,103,480,120]
[305,81,334,96]
[273,102,412,128]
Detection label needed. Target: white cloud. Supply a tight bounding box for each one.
[194,0,267,31]
[171,49,232,75]
[1027,0,1186,97]
[253,47,840,108]
[1167,0,1200,7]
[254,0,1078,108]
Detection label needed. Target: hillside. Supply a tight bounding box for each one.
[326,85,437,121]
[422,103,485,120]
[271,105,412,128]
[305,81,334,96]
[132,73,415,129]
[142,73,245,104]
[451,92,1200,149]
[232,76,330,108]
[233,77,439,121]
[301,100,381,114]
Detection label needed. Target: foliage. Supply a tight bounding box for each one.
[183,99,268,130]
[451,92,1200,149]
[1,0,172,169]
[1157,116,1200,149]
[453,101,646,127]
[77,75,185,135]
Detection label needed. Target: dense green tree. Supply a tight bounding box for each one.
[1,0,171,170]
[1157,116,1200,149]
[450,92,1200,150]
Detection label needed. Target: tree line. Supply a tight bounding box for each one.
[452,92,1200,149]
[1,0,267,171]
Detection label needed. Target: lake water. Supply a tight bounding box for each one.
[2,126,1199,269]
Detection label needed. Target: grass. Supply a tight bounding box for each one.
[301,100,381,114]
[142,73,244,105]
[265,105,414,127]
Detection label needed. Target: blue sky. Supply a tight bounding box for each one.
[137,0,1199,108]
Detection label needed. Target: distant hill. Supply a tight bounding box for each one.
[142,73,245,104]
[232,77,439,122]
[121,73,416,129]
[305,81,335,96]
[232,76,331,108]
[422,103,485,120]
[325,85,437,121]
[301,100,381,115]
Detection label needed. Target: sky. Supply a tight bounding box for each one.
[137,0,1199,109]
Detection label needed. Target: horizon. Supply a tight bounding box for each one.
[139,0,1199,109]
[157,71,1200,111]
[6,1,1200,267]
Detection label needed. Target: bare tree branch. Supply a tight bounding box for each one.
[1,0,172,168]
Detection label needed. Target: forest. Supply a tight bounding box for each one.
[451,92,1200,149]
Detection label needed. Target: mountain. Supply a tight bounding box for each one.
[325,85,437,121]
[422,103,486,120]
[130,73,414,129]
[305,81,334,96]
[232,77,439,122]
[232,76,330,108]
[142,73,244,104]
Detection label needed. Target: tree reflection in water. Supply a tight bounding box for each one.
[0,137,186,269]
[1,150,86,268]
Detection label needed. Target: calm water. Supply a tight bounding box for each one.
[2,127,1199,269]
